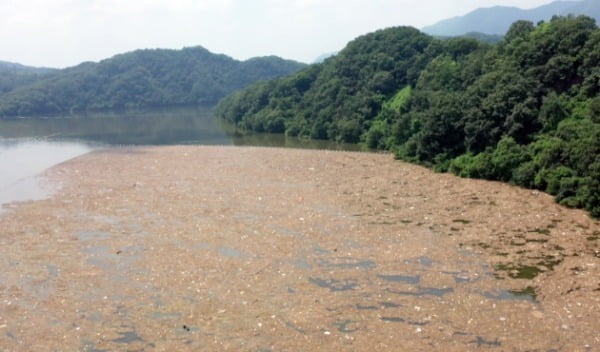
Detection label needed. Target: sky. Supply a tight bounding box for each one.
[1,0,559,68]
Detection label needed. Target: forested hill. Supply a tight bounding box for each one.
[0,61,57,97]
[215,16,600,218]
[0,47,305,117]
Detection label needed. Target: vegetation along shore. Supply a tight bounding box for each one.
[216,16,600,218]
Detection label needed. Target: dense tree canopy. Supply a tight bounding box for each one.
[216,16,600,218]
[0,47,305,117]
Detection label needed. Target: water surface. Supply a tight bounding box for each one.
[0,140,92,211]
[0,107,364,211]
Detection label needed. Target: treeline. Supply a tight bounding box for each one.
[215,16,600,218]
[0,47,305,117]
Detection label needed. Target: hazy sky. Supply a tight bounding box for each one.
[1,0,558,68]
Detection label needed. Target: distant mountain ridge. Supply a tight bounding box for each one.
[436,32,504,44]
[0,47,305,117]
[423,0,600,36]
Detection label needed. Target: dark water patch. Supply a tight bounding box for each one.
[82,340,109,352]
[377,274,420,285]
[526,238,549,244]
[148,312,182,320]
[231,213,260,224]
[87,312,103,322]
[334,320,359,333]
[471,336,501,347]
[87,257,111,270]
[254,348,273,352]
[290,258,312,270]
[509,286,537,301]
[308,278,358,292]
[112,331,143,344]
[344,239,363,249]
[368,220,396,225]
[316,257,376,270]
[47,264,59,277]
[84,245,110,256]
[93,215,121,225]
[271,226,304,239]
[417,256,433,266]
[312,246,330,255]
[403,256,433,267]
[285,321,306,334]
[194,242,212,251]
[528,228,551,236]
[389,287,453,297]
[381,317,405,323]
[83,245,143,284]
[216,246,246,259]
[451,272,480,284]
[380,302,402,308]
[408,320,429,326]
[483,288,536,302]
[177,324,199,335]
[356,304,378,310]
[75,231,111,242]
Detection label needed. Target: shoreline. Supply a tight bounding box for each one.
[1,145,598,350]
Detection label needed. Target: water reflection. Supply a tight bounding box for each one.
[0,107,366,211]
[0,107,365,150]
[0,108,231,146]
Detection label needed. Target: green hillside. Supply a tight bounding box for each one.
[0,61,57,96]
[215,16,600,218]
[0,47,305,117]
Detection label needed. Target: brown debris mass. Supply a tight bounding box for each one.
[0,146,599,351]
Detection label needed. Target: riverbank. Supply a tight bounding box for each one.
[0,146,598,351]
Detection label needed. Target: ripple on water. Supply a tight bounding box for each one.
[377,274,421,285]
[388,287,454,298]
[75,231,112,242]
[309,277,358,292]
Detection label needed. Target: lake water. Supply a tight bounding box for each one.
[0,108,362,211]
